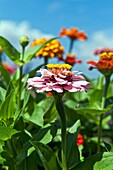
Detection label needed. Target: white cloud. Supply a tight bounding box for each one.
[0,20,53,50]
[0,20,54,71]
[76,28,113,61]
[1,20,113,78]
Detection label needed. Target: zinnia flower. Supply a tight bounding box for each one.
[59,27,87,41]
[27,64,90,93]
[76,134,84,146]
[94,48,113,55]
[60,53,82,66]
[87,51,113,76]
[30,38,64,58]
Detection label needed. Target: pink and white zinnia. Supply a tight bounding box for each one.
[27,64,90,93]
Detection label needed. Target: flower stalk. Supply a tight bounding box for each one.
[97,75,110,152]
[44,57,48,67]
[53,93,67,170]
[18,46,25,110]
[69,39,74,54]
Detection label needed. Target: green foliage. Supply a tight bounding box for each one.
[0,126,18,141]
[0,36,21,65]
[66,120,81,169]
[0,64,11,86]
[0,34,113,170]
[30,141,61,170]
[0,90,16,121]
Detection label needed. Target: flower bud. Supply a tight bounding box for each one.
[19,36,29,47]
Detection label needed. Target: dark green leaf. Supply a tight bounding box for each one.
[66,120,81,169]
[30,141,61,170]
[74,152,103,170]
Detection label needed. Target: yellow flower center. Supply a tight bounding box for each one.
[46,64,72,70]
[100,52,113,59]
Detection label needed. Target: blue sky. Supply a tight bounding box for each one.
[0,0,113,78]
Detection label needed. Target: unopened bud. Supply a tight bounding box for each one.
[19,36,29,47]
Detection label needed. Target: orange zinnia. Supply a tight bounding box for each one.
[30,38,64,58]
[59,53,82,66]
[59,27,87,41]
[87,51,113,76]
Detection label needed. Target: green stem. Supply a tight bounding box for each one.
[18,46,25,110]
[54,94,67,170]
[97,75,110,152]
[69,39,74,54]
[44,57,48,68]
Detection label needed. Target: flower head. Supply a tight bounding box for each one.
[59,53,82,66]
[30,38,64,58]
[27,64,90,93]
[76,134,84,146]
[94,48,113,55]
[59,27,87,41]
[87,51,113,76]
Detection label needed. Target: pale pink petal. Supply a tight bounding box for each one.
[37,86,52,93]
[58,73,66,78]
[72,80,89,87]
[54,77,68,84]
[37,69,53,78]
[52,85,63,93]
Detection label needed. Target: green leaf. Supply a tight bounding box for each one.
[39,130,53,144]
[74,152,103,170]
[44,99,57,124]
[0,36,22,65]
[5,81,14,98]
[68,120,81,134]
[66,120,81,169]
[0,126,18,140]
[0,64,10,85]
[96,75,104,90]
[94,152,113,170]
[74,105,112,116]
[22,90,31,109]
[32,125,51,142]
[0,87,6,104]
[38,96,54,115]
[25,151,39,170]
[90,89,103,103]
[24,105,44,127]
[0,90,16,120]
[24,37,58,63]
[30,141,61,170]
